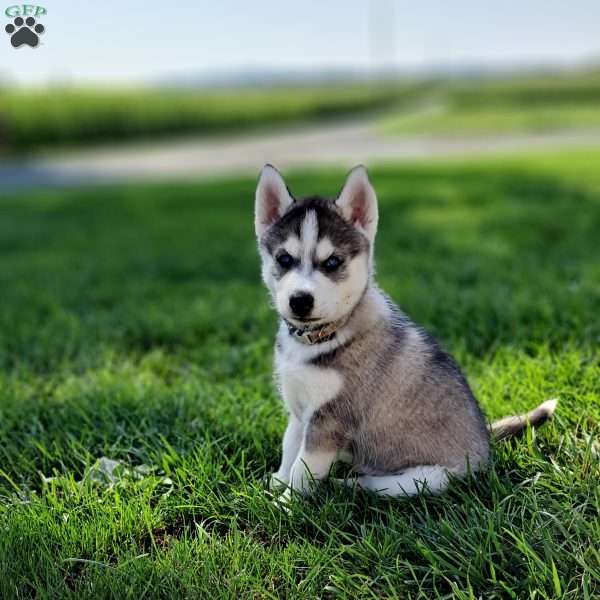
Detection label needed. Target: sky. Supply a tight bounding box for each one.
[1,0,600,86]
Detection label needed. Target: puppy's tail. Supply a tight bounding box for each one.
[489,399,558,441]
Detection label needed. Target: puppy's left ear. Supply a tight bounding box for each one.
[255,165,294,239]
[335,165,378,242]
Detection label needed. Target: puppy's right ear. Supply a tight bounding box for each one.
[335,165,378,243]
[255,165,294,238]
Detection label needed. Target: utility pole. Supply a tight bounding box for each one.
[369,0,397,76]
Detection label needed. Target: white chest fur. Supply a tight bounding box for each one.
[275,335,343,422]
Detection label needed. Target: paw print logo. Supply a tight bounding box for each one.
[5,16,45,48]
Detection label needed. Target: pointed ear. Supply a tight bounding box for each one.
[335,165,378,242]
[255,165,294,238]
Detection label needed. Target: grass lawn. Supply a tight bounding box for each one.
[0,85,415,154]
[380,70,600,137]
[1,151,599,598]
[379,104,600,137]
[4,70,600,155]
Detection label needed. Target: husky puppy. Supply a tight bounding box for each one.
[255,164,557,497]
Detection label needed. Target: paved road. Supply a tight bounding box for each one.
[3,120,600,190]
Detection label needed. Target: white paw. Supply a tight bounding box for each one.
[269,487,292,512]
[268,471,289,490]
[288,460,312,495]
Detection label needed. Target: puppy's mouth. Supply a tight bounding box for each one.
[286,316,325,330]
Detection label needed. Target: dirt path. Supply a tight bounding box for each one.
[3,119,600,189]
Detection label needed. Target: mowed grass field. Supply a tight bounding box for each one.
[380,71,600,136]
[1,151,599,598]
[0,85,415,153]
[3,70,600,156]
[380,104,600,136]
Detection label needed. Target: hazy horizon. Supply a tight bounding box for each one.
[1,0,599,87]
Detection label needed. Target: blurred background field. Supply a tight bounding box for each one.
[4,69,600,187]
[379,69,600,135]
[1,1,600,167]
[0,84,416,153]
[2,70,600,154]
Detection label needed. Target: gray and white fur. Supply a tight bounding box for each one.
[255,164,557,498]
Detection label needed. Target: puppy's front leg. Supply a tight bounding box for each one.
[287,420,339,495]
[270,413,303,488]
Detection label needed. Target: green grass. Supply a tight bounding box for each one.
[0,85,414,153]
[1,151,599,598]
[446,71,600,108]
[380,70,600,136]
[380,104,600,136]
[4,70,600,154]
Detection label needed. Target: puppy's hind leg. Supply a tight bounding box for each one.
[341,465,453,497]
[287,446,337,495]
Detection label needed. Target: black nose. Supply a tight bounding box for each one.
[289,292,314,318]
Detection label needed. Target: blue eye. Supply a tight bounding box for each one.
[323,255,342,272]
[277,252,294,269]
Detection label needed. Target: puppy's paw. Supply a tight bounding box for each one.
[274,487,292,511]
[288,461,312,496]
[268,471,289,490]
[265,486,292,513]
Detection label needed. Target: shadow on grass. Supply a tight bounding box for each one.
[1,167,598,374]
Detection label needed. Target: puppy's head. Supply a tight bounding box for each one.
[255,165,378,328]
